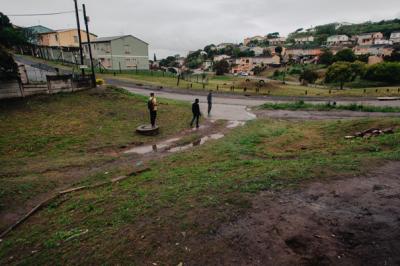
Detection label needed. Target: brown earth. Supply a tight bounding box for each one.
[187,161,400,266]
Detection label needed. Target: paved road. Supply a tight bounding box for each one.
[106,78,400,121]
[121,85,258,120]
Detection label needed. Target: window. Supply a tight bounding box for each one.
[55,35,58,42]
[73,36,78,43]
[125,58,137,68]
[124,44,131,54]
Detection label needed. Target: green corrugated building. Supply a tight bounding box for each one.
[83,35,149,70]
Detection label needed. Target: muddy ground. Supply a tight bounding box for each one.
[189,161,400,266]
[255,109,400,120]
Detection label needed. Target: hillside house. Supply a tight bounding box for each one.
[374,39,393,45]
[355,32,383,45]
[286,48,322,57]
[250,47,265,56]
[294,36,314,44]
[26,25,54,44]
[390,31,400,43]
[326,35,350,46]
[231,55,280,75]
[268,37,286,46]
[353,44,393,57]
[38,29,97,47]
[244,36,266,46]
[83,35,149,70]
[213,54,231,62]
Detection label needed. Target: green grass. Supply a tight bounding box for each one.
[1,117,399,264]
[261,100,400,113]
[0,86,191,229]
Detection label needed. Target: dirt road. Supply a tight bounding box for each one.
[193,161,400,266]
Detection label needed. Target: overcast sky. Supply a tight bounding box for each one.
[2,0,400,58]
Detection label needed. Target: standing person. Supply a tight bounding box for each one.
[207,90,213,116]
[148,93,158,128]
[190,98,201,128]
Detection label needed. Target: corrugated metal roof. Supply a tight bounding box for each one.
[84,35,148,45]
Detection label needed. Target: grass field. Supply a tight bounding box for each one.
[1,117,399,264]
[100,71,400,98]
[0,87,191,230]
[261,101,400,113]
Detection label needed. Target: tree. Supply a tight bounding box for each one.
[334,48,356,62]
[252,65,265,75]
[0,47,18,80]
[299,69,319,84]
[159,56,179,67]
[267,32,280,39]
[318,50,334,65]
[213,59,230,75]
[262,49,272,56]
[0,12,27,48]
[275,46,283,54]
[204,44,217,58]
[325,62,355,89]
[153,53,157,62]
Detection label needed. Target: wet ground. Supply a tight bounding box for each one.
[255,109,400,120]
[125,120,244,155]
[193,161,400,266]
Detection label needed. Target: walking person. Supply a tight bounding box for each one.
[148,92,158,128]
[207,90,213,116]
[190,98,201,128]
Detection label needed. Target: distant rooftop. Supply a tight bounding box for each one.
[38,28,97,37]
[26,25,53,34]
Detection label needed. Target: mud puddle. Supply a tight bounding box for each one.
[124,120,245,155]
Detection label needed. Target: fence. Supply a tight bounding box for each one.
[0,74,93,100]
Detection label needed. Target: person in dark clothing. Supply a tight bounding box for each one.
[148,93,158,128]
[190,98,201,128]
[207,90,213,116]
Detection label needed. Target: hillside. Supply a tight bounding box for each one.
[287,19,400,44]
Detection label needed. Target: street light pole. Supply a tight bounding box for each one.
[73,0,85,76]
[82,4,96,87]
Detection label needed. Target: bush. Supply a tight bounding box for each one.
[299,69,319,84]
[273,70,281,77]
[288,68,302,75]
[364,62,400,83]
[0,46,18,80]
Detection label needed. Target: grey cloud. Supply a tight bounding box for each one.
[2,0,399,58]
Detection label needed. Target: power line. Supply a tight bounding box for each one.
[6,10,81,17]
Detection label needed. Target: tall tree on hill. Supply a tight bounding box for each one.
[213,59,230,75]
[0,12,27,48]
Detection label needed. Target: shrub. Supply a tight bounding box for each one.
[0,46,18,80]
[364,62,400,83]
[299,69,319,84]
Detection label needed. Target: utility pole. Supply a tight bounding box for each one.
[73,0,85,76]
[83,4,96,87]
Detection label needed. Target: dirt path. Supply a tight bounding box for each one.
[196,161,400,266]
[255,109,400,120]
